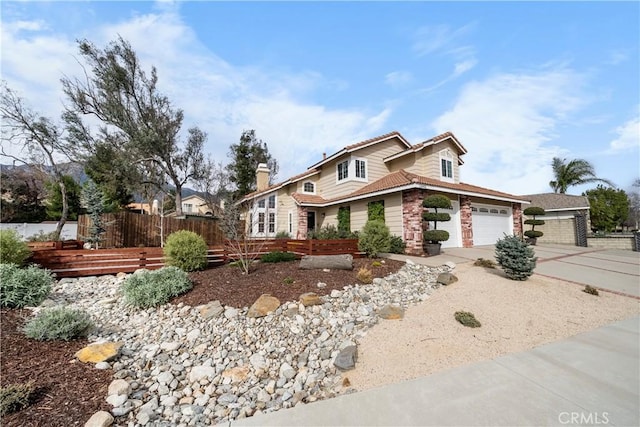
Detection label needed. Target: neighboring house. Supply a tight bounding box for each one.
[239,131,529,255]
[128,194,223,218]
[522,193,590,245]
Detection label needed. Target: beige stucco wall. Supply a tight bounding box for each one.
[395,140,461,183]
[317,193,402,237]
[276,187,296,236]
[316,139,406,200]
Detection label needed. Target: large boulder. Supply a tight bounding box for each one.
[76,342,123,363]
[437,272,458,286]
[247,294,281,318]
[299,254,353,270]
[299,292,323,306]
[334,345,358,371]
[377,304,405,320]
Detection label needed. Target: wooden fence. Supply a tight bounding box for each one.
[28,239,361,278]
[77,211,225,248]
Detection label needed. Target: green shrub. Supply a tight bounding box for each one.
[0,229,31,266]
[0,264,54,308]
[495,235,537,280]
[260,251,296,263]
[358,220,391,258]
[163,230,208,272]
[583,285,599,296]
[310,224,357,240]
[1,382,35,416]
[26,230,59,242]
[123,267,193,308]
[455,311,481,328]
[23,306,93,341]
[389,235,406,254]
[523,206,546,241]
[337,206,351,234]
[275,231,291,239]
[282,277,295,285]
[473,258,496,269]
[422,194,452,243]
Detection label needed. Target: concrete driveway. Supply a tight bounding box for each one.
[396,244,640,298]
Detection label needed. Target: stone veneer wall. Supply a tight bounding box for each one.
[402,189,428,255]
[512,203,523,237]
[296,206,308,239]
[460,195,473,248]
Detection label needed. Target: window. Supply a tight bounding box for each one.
[268,213,275,233]
[337,160,349,181]
[499,209,508,215]
[268,195,276,209]
[288,212,292,233]
[355,159,366,179]
[490,209,499,214]
[258,199,265,208]
[441,158,453,179]
[303,182,315,193]
[183,203,193,213]
[258,212,265,233]
[439,149,454,182]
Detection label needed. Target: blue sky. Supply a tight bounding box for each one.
[1,1,638,196]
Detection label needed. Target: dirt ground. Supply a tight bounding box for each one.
[343,262,640,390]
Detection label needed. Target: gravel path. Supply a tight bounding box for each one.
[344,262,640,391]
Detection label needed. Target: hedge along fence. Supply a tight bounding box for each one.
[77,211,225,248]
[28,239,361,278]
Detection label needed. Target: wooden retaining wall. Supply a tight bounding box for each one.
[28,239,361,278]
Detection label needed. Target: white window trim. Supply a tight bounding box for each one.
[251,194,277,238]
[439,149,454,183]
[336,157,368,184]
[302,181,316,194]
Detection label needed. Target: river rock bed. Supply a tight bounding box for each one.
[42,261,448,426]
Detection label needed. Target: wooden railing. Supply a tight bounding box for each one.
[28,239,361,278]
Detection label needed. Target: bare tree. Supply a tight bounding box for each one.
[0,82,71,240]
[219,199,266,275]
[194,158,229,217]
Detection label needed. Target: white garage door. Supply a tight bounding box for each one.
[472,204,512,246]
[426,200,461,248]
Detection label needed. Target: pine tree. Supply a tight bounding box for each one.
[81,180,107,249]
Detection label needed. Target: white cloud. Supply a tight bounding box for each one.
[609,114,640,152]
[1,8,391,183]
[385,71,413,88]
[452,59,477,78]
[412,23,476,57]
[432,67,588,195]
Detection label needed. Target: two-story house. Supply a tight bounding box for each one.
[239,131,528,255]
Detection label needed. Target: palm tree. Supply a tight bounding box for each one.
[549,157,615,193]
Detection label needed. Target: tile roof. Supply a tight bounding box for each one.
[521,193,590,210]
[291,170,528,206]
[343,131,408,150]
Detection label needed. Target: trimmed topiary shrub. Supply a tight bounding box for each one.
[123,266,193,308]
[422,195,452,245]
[358,220,391,258]
[0,264,54,308]
[1,381,35,416]
[163,230,208,272]
[389,235,406,254]
[524,206,546,242]
[495,235,537,280]
[260,251,297,263]
[455,311,481,328]
[23,306,93,341]
[0,229,31,266]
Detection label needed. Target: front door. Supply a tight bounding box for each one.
[307,211,316,233]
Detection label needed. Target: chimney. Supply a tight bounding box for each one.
[323,152,326,160]
[256,163,271,192]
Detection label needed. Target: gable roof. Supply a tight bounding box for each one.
[307,131,411,170]
[521,193,590,211]
[292,169,528,207]
[240,169,320,202]
[384,131,467,164]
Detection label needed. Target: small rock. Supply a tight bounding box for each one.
[299,292,323,306]
[334,346,358,371]
[84,410,114,427]
[217,393,238,405]
[76,342,123,363]
[198,300,224,319]
[249,354,268,371]
[279,362,296,380]
[247,294,281,318]
[186,329,201,341]
[224,308,239,319]
[107,379,130,397]
[106,394,127,407]
[160,342,181,352]
[222,366,249,383]
[445,261,456,270]
[377,304,405,320]
[316,282,327,289]
[189,365,216,383]
[436,272,458,286]
[95,362,110,370]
